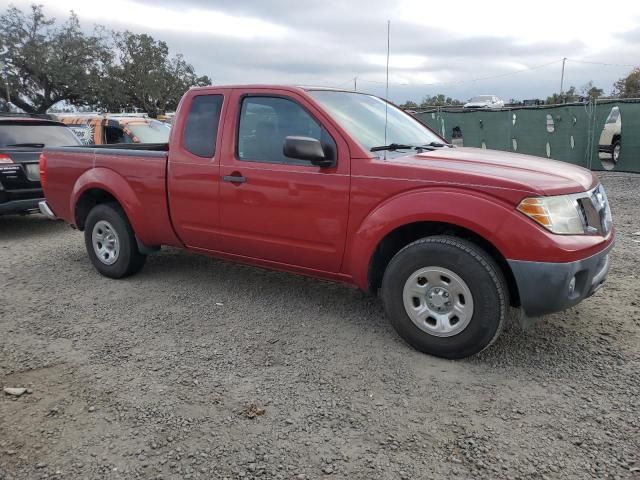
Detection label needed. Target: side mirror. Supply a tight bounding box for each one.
[283,136,334,167]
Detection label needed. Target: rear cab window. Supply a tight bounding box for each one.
[0,121,81,147]
[183,95,224,157]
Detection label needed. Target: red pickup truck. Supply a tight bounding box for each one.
[39,86,614,358]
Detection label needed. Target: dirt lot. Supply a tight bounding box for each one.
[1,173,639,480]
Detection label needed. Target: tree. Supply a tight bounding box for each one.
[95,32,211,117]
[0,5,111,113]
[399,100,418,109]
[546,86,579,104]
[612,67,640,98]
[581,81,603,100]
[419,94,462,107]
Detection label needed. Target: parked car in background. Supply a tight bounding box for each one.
[0,115,81,215]
[56,114,171,145]
[463,95,505,109]
[157,112,175,125]
[40,85,613,359]
[598,106,621,164]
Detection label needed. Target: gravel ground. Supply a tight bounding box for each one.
[1,172,639,480]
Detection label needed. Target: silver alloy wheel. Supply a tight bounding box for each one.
[402,266,474,337]
[92,220,120,265]
[613,143,621,163]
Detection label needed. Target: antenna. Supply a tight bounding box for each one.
[384,20,390,159]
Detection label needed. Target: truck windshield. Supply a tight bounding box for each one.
[307,90,442,152]
[127,120,171,143]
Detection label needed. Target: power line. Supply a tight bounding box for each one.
[566,58,636,68]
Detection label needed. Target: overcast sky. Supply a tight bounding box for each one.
[3,0,640,102]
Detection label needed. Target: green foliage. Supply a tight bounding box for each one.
[0,4,210,115]
[545,86,579,105]
[581,81,603,100]
[0,5,111,113]
[613,67,640,98]
[94,32,210,117]
[419,94,462,107]
[399,100,418,109]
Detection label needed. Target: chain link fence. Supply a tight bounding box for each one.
[413,99,640,172]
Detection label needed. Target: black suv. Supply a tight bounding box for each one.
[0,115,81,215]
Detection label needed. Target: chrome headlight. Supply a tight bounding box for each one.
[517,185,612,235]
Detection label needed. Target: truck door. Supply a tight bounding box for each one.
[216,90,350,273]
[167,93,226,249]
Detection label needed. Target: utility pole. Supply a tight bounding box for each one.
[353,76,357,91]
[560,57,567,96]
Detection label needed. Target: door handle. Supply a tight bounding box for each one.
[223,174,247,184]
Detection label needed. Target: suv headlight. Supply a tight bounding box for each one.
[517,195,585,234]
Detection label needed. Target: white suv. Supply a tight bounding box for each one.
[463,95,505,109]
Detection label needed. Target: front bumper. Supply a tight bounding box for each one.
[508,241,613,317]
[598,144,613,154]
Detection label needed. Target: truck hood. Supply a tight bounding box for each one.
[389,147,596,196]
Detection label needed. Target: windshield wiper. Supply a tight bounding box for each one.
[6,143,45,148]
[370,143,415,152]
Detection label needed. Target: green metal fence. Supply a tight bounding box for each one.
[414,99,640,173]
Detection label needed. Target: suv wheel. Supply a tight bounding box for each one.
[84,203,146,278]
[612,140,620,163]
[381,235,508,359]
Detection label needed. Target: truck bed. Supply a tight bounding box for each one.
[43,144,180,248]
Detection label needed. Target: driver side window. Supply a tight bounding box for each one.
[237,96,335,165]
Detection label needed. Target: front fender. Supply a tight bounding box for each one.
[345,188,522,290]
[346,187,614,290]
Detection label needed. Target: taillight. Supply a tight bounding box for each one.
[39,152,47,188]
[0,154,13,163]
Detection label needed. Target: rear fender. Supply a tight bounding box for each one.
[71,167,141,233]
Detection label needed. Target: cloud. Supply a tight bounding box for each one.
[3,0,639,102]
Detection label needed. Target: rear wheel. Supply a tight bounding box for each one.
[84,203,146,278]
[381,235,508,359]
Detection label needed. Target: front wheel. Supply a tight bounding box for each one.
[612,140,620,164]
[381,236,508,359]
[84,203,146,278]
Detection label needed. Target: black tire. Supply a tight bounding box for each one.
[612,139,620,164]
[84,203,146,278]
[381,235,508,359]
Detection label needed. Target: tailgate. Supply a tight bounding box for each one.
[0,149,42,189]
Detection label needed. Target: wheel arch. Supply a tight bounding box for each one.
[71,168,141,232]
[74,188,120,230]
[365,220,520,307]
